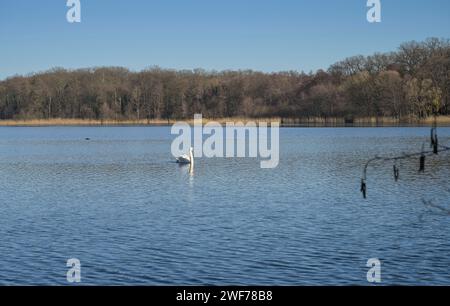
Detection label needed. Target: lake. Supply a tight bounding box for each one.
[0,126,449,285]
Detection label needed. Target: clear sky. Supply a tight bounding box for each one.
[1,0,450,79]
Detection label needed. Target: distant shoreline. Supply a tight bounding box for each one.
[1,116,450,127]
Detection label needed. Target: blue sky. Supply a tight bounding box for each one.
[1,0,450,79]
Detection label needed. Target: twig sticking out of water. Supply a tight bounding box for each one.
[422,199,450,216]
[360,124,450,199]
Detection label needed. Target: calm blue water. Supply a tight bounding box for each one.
[0,126,449,285]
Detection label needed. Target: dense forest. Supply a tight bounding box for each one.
[1,38,449,122]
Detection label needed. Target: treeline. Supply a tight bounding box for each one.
[1,38,449,121]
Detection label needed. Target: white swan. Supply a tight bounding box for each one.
[176,147,194,164]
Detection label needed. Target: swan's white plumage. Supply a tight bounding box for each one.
[176,147,194,164]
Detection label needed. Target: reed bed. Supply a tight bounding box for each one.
[2,116,450,127]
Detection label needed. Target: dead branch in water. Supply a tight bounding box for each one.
[360,119,450,201]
